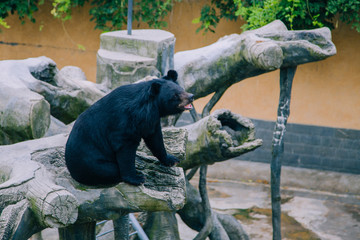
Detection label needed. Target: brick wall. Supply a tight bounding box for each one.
[239,119,360,174]
[176,113,360,174]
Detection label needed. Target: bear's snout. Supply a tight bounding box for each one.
[179,92,194,110]
[188,93,194,102]
[181,92,194,103]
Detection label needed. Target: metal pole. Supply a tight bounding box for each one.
[127,0,133,35]
[129,213,149,240]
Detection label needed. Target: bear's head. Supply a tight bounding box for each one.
[150,70,194,117]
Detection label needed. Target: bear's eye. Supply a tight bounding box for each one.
[172,93,180,101]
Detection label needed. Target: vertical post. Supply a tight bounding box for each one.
[58,222,96,240]
[271,66,297,240]
[193,165,213,240]
[127,0,133,35]
[113,215,130,240]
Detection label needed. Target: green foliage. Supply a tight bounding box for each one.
[1,0,359,34]
[88,0,128,31]
[283,0,306,30]
[0,0,176,31]
[0,0,44,24]
[195,0,360,33]
[193,0,238,33]
[233,0,328,31]
[192,5,219,33]
[234,0,282,30]
[327,0,360,32]
[277,0,329,30]
[51,0,86,21]
[135,0,174,29]
[88,0,175,31]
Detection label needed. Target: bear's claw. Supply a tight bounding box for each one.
[123,172,146,186]
[161,154,180,167]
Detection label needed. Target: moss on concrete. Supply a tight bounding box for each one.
[232,207,321,240]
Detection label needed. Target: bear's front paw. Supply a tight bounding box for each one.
[122,172,146,186]
[161,154,180,167]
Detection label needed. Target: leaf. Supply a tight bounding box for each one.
[77,44,86,51]
[192,17,200,24]
[0,18,10,29]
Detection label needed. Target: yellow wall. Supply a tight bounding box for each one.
[0,2,101,82]
[1,1,359,130]
[197,21,360,130]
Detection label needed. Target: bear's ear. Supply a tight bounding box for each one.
[163,70,178,82]
[150,82,161,96]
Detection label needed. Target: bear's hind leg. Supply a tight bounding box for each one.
[93,161,123,186]
[116,143,145,186]
[70,159,122,186]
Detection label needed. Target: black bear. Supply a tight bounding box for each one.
[65,70,194,186]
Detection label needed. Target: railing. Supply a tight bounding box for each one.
[96,213,149,240]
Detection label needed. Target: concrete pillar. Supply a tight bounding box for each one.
[96,29,175,89]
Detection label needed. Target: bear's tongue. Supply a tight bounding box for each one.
[184,104,193,110]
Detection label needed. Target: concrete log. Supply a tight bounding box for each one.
[26,61,106,124]
[178,109,262,170]
[0,57,106,145]
[0,59,51,145]
[175,20,336,99]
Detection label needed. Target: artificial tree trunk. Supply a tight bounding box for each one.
[175,20,336,100]
[271,66,297,240]
[177,180,249,240]
[139,110,261,239]
[174,20,336,239]
[179,109,263,170]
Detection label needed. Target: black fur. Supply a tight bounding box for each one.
[65,71,193,186]
[162,69,178,82]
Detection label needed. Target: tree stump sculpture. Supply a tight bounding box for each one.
[130,110,262,240]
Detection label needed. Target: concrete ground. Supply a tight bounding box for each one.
[178,159,360,240]
[34,160,360,240]
[178,179,360,240]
